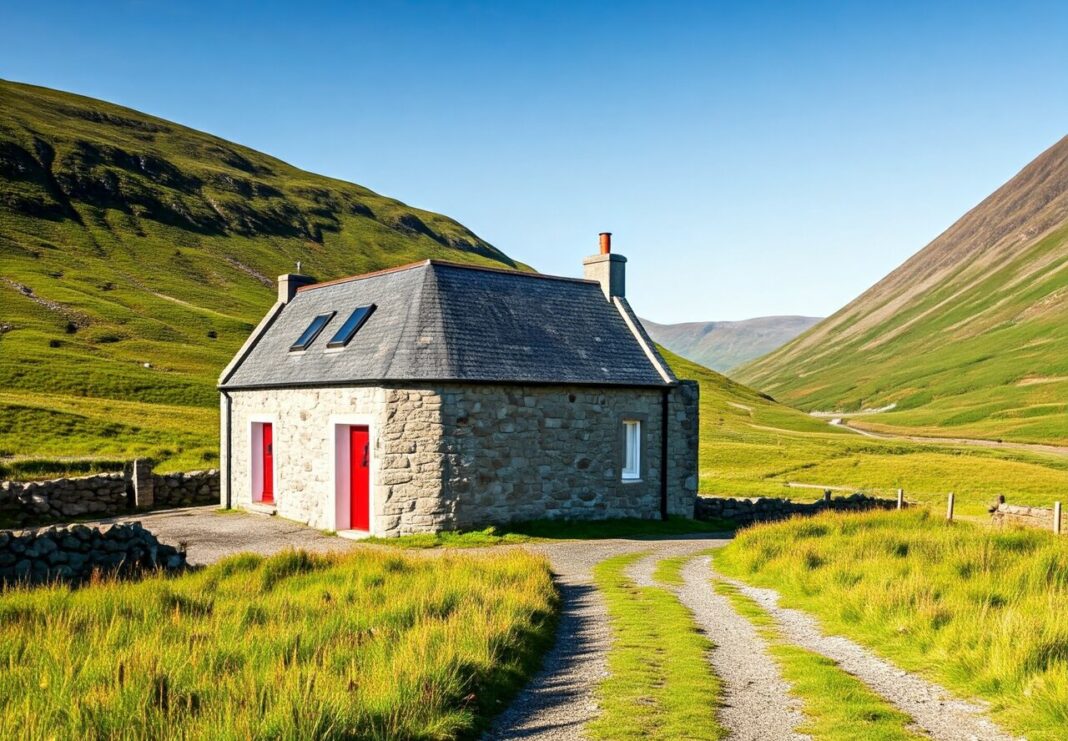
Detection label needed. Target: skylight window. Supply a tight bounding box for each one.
[327,305,376,349]
[290,312,335,351]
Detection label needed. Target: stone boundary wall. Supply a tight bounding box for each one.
[0,522,187,586]
[695,492,902,525]
[0,468,220,528]
[991,502,1062,533]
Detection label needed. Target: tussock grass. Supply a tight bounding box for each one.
[588,552,725,740]
[713,580,922,741]
[716,511,1068,740]
[0,548,556,739]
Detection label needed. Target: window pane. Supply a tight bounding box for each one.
[290,312,335,351]
[623,420,640,479]
[327,304,376,349]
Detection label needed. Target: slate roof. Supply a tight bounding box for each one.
[220,260,675,389]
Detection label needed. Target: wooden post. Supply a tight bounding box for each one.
[1055,502,1062,536]
[823,489,832,504]
[946,492,955,522]
[896,488,904,510]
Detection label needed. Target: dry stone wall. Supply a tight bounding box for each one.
[991,502,1062,533]
[0,469,220,527]
[0,521,187,586]
[696,492,901,525]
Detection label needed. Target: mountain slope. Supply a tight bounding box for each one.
[737,135,1068,445]
[641,315,821,372]
[0,80,522,472]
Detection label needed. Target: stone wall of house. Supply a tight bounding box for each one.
[695,492,902,525]
[0,522,187,586]
[0,469,221,527]
[224,381,700,536]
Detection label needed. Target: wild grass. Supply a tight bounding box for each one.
[0,548,557,740]
[716,511,1068,740]
[588,552,726,740]
[713,580,922,741]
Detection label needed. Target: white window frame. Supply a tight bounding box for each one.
[622,419,641,480]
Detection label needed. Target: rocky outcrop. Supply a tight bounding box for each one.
[0,521,186,586]
[695,492,901,525]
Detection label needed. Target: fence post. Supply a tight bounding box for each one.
[946,492,955,522]
[823,489,832,504]
[1055,502,1062,536]
[896,488,904,510]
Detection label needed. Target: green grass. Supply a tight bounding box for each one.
[0,548,556,739]
[588,552,726,740]
[713,580,922,741]
[0,78,524,471]
[716,510,1068,740]
[663,348,1068,515]
[362,518,736,549]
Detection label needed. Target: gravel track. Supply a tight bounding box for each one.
[484,536,729,740]
[720,574,1018,741]
[677,556,810,741]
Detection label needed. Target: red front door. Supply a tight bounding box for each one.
[350,426,370,531]
[261,423,274,504]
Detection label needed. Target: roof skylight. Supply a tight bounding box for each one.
[327,305,376,349]
[290,312,335,351]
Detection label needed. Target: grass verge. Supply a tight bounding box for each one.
[362,517,735,548]
[716,510,1068,740]
[587,552,726,740]
[714,579,922,741]
[0,548,557,739]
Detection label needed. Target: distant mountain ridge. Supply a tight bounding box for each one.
[641,316,822,372]
[737,135,1068,445]
[0,79,522,470]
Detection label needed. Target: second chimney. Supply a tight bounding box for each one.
[583,231,626,300]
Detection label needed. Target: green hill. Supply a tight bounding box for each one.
[641,315,821,372]
[664,347,1068,516]
[0,80,521,474]
[736,136,1068,446]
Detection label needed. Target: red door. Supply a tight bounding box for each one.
[350,426,370,530]
[261,423,274,504]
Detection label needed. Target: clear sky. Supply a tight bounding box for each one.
[4,1,1067,322]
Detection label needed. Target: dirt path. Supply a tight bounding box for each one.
[720,573,1017,741]
[830,418,1068,457]
[672,554,810,741]
[484,536,730,740]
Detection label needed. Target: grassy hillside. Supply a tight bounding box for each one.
[663,348,1068,516]
[642,315,821,372]
[0,80,522,473]
[736,136,1068,446]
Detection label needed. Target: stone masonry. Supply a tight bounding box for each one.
[223,381,699,536]
[695,492,902,526]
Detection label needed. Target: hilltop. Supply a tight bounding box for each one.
[0,80,521,472]
[737,136,1068,445]
[641,315,821,372]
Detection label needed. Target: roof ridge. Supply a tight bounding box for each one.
[296,259,600,293]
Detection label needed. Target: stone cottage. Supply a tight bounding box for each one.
[218,234,699,537]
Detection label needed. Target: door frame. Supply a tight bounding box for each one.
[248,414,279,506]
[330,415,376,534]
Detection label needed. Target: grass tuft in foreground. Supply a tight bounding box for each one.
[716,510,1068,740]
[713,579,922,741]
[587,552,726,740]
[0,548,556,739]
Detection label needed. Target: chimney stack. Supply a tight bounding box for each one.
[583,231,626,300]
[278,273,315,304]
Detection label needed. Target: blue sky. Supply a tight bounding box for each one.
[4,1,1067,322]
